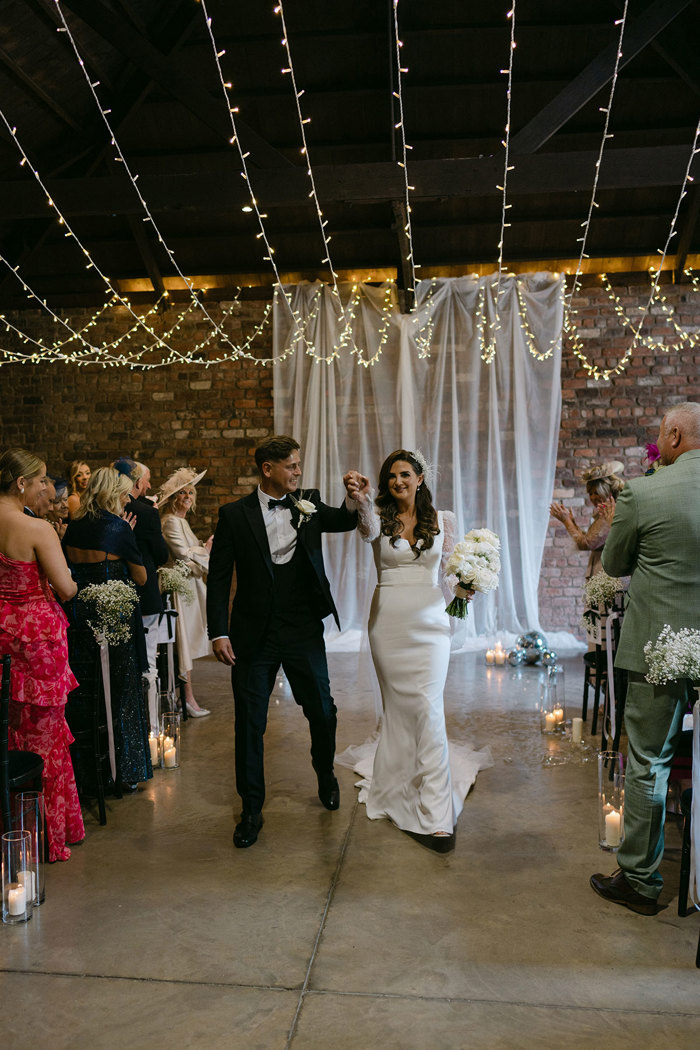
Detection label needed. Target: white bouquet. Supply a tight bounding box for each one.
[584,571,622,611]
[644,624,700,685]
[78,579,140,646]
[158,559,195,603]
[444,528,501,619]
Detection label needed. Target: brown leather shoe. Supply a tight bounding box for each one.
[590,868,659,915]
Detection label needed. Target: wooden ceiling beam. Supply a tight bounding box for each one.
[510,0,695,155]
[60,0,292,169]
[0,145,694,218]
[610,0,700,98]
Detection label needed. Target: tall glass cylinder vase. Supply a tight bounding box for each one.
[598,750,625,851]
[13,791,45,906]
[2,830,33,924]
[539,678,564,733]
[160,711,180,769]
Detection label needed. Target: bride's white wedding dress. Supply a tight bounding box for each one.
[336,504,492,836]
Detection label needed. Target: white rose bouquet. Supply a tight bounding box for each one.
[78,579,140,646]
[644,624,700,685]
[157,559,195,603]
[444,528,501,619]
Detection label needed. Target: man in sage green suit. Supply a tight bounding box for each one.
[591,402,700,914]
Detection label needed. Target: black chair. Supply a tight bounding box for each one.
[678,787,693,918]
[1,654,44,834]
[65,630,113,825]
[156,597,187,721]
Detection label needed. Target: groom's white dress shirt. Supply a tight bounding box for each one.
[258,486,297,564]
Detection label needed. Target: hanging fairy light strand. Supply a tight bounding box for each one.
[566,1,629,311]
[53,0,245,358]
[392,0,418,296]
[481,2,517,364]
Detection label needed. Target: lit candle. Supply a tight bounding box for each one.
[545,712,557,731]
[605,809,621,847]
[163,735,174,751]
[17,869,35,901]
[163,746,177,768]
[149,734,159,765]
[494,650,506,666]
[572,717,583,744]
[7,882,27,916]
[485,649,495,664]
[553,706,564,725]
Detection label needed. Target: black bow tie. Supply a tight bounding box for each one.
[268,496,291,510]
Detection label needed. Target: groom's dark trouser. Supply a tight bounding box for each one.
[231,623,337,815]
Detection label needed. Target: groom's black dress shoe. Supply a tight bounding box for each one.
[233,813,263,849]
[318,775,340,811]
[590,869,659,915]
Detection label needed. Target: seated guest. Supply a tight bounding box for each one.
[0,448,84,861]
[550,460,625,581]
[114,458,169,732]
[159,468,211,717]
[47,478,69,539]
[63,467,153,792]
[66,460,91,519]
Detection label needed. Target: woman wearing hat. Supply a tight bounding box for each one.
[550,460,625,581]
[159,468,212,717]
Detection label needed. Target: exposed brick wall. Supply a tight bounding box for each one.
[1,280,698,639]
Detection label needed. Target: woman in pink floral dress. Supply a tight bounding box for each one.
[0,449,84,861]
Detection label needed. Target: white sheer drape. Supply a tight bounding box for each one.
[273,274,577,649]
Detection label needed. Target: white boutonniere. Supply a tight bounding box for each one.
[291,494,317,527]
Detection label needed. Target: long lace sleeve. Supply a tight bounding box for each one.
[440,510,457,578]
[354,495,381,543]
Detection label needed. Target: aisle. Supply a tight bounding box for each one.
[1,653,698,1049]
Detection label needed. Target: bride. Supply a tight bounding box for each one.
[341,450,491,853]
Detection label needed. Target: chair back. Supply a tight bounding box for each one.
[1,654,11,832]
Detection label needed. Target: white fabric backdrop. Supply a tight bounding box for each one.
[273,273,580,650]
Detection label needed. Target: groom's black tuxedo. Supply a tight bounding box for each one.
[206,488,355,658]
[206,486,357,818]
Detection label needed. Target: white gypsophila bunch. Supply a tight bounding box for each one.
[584,571,622,610]
[644,625,700,685]
[78,580,140,646]
[445,528,501,619]
[157,560,195,603]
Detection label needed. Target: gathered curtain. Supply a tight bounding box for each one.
[273,273,576,649]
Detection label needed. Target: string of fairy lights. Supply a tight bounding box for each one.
[0,3,697,375]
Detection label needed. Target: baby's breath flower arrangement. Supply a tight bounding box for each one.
[581,571,622,632]
[644,625,700,685]
[158,560,194,603]
[78,580,140,645]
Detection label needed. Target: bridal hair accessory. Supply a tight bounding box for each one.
[444,528,501,619]
[410,448,434,488]
[580,460,624,484]
[290,492,317,527]
[158,467,207,504]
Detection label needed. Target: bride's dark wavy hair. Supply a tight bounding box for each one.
[376,449,439,556]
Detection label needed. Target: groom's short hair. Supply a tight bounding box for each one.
[255,435,300,473]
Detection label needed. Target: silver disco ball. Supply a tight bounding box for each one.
[523,630,547,651]
[507,647,525,666]
[524,648,541,664]
[542,649,558,667]
[514,634,528,650]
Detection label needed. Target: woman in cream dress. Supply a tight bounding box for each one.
[159,468,212,717]
[339,450,491,853]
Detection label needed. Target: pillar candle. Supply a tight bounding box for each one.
[553,706,564,724]
[149,734,159,765]
[545,712,557,731]
[485,650,495,664]
[572,717,583,744]
[7,882,27,916]
[605,809,621,847]
[494,650,506,666]
[163,747,177,768]
[17,869,35,901]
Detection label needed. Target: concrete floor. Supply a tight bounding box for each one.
[1,652,698,1049]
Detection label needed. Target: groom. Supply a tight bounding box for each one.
[207,435,368,848]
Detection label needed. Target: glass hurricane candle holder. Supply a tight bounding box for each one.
[160,711,181,769]
[13,791,46,906]
[2,830,33,925]
[598,750,625,851]
[538,679,561,734]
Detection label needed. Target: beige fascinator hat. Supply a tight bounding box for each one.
[580,460,624,484]
[158,467,207,503]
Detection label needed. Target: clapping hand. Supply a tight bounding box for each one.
[343,470,370,503]
[550,501,575,526]
[596,499,616,525]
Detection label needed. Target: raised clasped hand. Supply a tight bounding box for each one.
[343,469,370,502]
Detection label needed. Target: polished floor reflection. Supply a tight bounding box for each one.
[1,652,697,1049]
